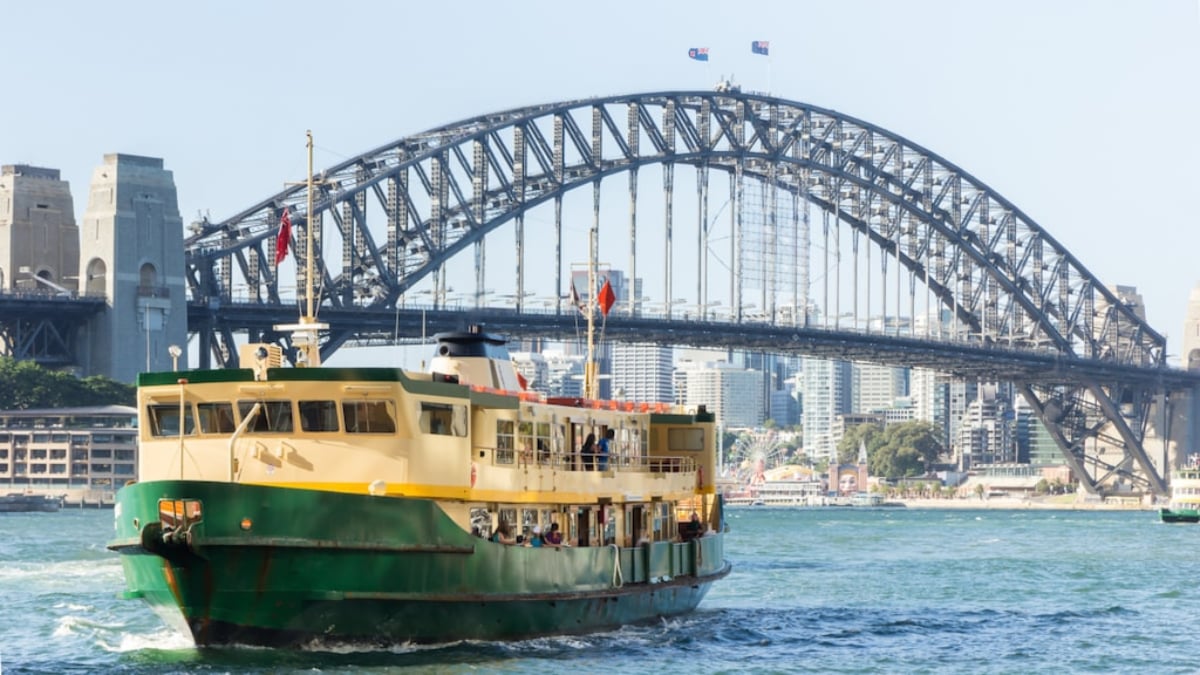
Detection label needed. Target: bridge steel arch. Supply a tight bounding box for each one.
[184,90,1180,497]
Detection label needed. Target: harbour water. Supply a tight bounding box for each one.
[2,506,1195,674]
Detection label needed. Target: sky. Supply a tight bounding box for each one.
[4,0,1199,365]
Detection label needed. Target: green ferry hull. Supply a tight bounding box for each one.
[1160,507,1200,524]
[108,481,729,646]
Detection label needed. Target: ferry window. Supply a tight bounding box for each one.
[469,508,492,538]
[196,403,236,434]
[517,421,534,462]
[495,420,515,464]
[299,400,340,432]
[498,508,517,534]
[420,402,455,436]
[147,404,195,437]
[344,400,397,434]
[520,508,537,541]
[237,400,294,433]
[535,423,551,464]
[668,428,705,452]
[451,405,467,436]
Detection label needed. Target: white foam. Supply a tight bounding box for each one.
[97,627,194,653]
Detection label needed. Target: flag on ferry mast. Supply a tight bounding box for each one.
[275,208,292,265]
[688,47,710,62]
[598,278,616,316]
[751,41,769,56]
[569,282,585,313]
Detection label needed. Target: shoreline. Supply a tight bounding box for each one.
[888,496,1151,511]
[729,496,1157,511]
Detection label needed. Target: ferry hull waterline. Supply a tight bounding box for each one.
[111,480,728,646]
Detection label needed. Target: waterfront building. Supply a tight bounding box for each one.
[801,357,852,462]
[956,383,1015,469]
[1014,400,1060,466]
[0,405,138,504]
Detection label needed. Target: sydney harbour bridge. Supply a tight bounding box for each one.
[21,88,1200,497]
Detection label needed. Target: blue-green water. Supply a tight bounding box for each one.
[2,507,1194,674]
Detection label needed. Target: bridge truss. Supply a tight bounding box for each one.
[183,88,1189,497]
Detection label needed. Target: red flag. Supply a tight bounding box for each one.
[598,278,615,317]
[275,209,292,265]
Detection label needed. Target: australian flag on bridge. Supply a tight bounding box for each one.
[688,47,709,62]
[751,41,769,56]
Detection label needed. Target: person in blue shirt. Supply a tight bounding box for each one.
[597,428,614,471]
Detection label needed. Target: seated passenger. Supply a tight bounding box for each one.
[490,520,516,545]
[528,524,544,547]
[544,522,564,547]
[682,512,702,541]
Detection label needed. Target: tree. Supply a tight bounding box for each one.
[0,358,134,409]
[859,421,946,480]
[836,423,885,464]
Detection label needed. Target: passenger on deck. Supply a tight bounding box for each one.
[597,429,614,471]
[490,520,516,545]
[682,512,702,541]
[544,522,564,547]
[528,525,544,547]
[581,433,597,471]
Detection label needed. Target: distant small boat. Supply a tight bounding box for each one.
[0,493,61,513]
[1160,508,1200,524]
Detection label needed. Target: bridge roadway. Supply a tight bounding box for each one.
[190,301,1200,391]
[0,292,106,366]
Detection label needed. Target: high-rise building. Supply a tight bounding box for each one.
[611,343,673,402]
[852,362,908,413]
[801,357,852,461]
[956,383,1015,469]
[675,360,765,429]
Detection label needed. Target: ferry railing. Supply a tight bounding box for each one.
[483,446,695,474]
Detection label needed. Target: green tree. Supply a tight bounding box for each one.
[0,358,134,409]
[861,421,945,480]
[836,423,885,464]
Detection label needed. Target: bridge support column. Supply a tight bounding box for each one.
[81,154,186,383]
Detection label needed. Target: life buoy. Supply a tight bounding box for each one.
[470,462,477,488]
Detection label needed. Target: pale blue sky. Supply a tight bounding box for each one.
[4,1,1199,363]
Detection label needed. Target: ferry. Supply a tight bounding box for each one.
[1160,467,1200,523]
[106,132,729,647]
[0,492,62,513]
